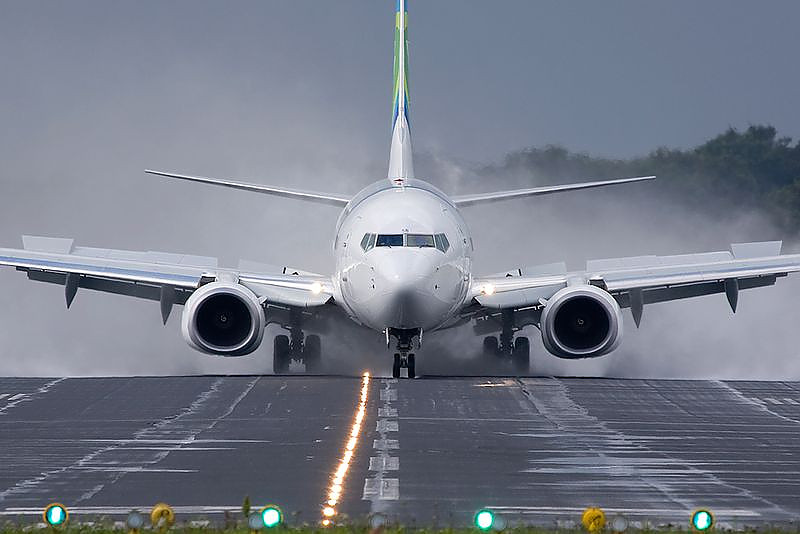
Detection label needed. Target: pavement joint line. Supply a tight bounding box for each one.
[320,372,371,526]
[363,379,399,506]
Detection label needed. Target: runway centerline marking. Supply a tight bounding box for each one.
[363,378,400,506]
[321,372,370,526]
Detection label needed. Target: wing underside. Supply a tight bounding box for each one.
[471,240,800,329]
[0,236,334,323]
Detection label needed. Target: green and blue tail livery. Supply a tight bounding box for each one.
[388,0,415,181]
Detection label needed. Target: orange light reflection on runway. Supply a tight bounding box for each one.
[321,372,371,525]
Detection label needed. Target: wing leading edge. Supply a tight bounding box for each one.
[0,236,334,323]
[473,241,800,326]
[145,170,351,207]
[451,175,655,207]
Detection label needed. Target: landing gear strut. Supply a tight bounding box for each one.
[273,309,322,375]
[388,328,419,379]
[482,309,530,374]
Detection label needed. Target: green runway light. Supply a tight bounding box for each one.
[691,510,714,531]
[43,503,68,527]
[260,506,282,528]
[475,509,495,531]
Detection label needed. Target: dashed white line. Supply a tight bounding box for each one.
[364,379,400,507]
[369,456,399,471]
[363,478,399,500]
[376,420,399,432]
[373,438,399,450]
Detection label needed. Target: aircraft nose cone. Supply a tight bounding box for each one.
[371,250,446,329]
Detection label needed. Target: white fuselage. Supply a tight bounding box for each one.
[333,179,473,332]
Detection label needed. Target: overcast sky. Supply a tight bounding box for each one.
[1,1,799,377]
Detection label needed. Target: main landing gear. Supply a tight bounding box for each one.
[273,310,321,375]
[388,328,420,379]
[482,309,530,374]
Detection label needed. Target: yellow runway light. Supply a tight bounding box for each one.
[320,371,371,525]
[150,503,175,529]
[582,507,606,533]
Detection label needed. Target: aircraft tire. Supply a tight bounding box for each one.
[273,335,291,374]
[304,335,322,374]
[392,353,401,379]
[512,336,530,374]
[407,353,416,379]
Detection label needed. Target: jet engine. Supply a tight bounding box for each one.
[181,282,265,356]
[540,284,623,359]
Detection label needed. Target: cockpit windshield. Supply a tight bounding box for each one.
[406,234,435,247]
[362,233,450,252]
[376,234,404,247]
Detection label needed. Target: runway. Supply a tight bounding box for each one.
[1,375,800,527]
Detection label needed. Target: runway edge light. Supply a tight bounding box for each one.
[126,510,145,532]
[474,509,496,531]
[582,507,606,533]
[150,503,175,529]
[260,506,283,528]
[691,509,714,531]
[43,503,69,527]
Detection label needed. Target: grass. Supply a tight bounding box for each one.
[2,525,800,534]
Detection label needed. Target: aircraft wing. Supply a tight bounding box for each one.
[145,170,350,207]
[0,236,333,323]
[451,175,655,207]
[472,241,800,326]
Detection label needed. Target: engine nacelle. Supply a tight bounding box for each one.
[540,284,623,359]
[181,282,265,356]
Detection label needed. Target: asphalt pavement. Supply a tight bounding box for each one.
[1,375,800,527]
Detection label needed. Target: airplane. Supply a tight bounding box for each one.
[3,0,800,378]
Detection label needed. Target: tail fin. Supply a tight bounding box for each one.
[388,0,414,183]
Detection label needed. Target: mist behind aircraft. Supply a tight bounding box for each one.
[1,1,798,378]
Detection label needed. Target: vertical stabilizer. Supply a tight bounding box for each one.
[388,0,414,183]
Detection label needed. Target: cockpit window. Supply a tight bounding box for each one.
[406,234,435,247]
[434,233,450,253]
[376,234,404,247]
[365,233,449,252]
[360,233,377,252]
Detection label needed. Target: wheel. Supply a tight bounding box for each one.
[483,336,499,357]
[304,335,322,374]
[273,335,291,374]
[392,353,401,378]
[407,354,416,379]
[512,336,530,374]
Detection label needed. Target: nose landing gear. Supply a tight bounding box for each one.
[388,328,420,378]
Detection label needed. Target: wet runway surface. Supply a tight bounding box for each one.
[2,376,800,527]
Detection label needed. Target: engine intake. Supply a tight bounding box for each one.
[181,282,265,356]
[540,285,622,359]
